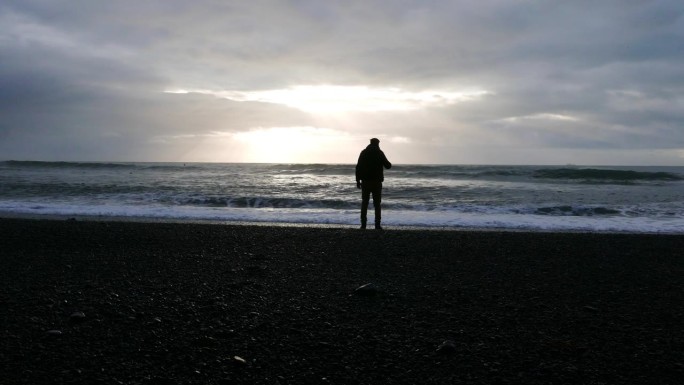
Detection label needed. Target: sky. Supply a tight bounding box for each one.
[1,1,684,165]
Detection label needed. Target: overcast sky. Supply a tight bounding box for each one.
[1,1,683,165]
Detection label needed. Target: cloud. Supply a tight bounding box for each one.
[1,1,683,164]
[168,86,489,113]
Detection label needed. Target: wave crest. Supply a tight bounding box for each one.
[533,168,682,182]
[178,196,355,209]
[534,205,621,216]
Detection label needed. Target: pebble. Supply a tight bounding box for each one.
[436,340,457,355]
[46,330,62,336]
[353,283,378,296]
[144,376,174,385]
[70,311,86,323]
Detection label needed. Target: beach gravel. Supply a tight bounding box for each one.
[0,218,682,384]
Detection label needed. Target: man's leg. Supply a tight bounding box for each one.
[371,182,382,229]
[360,183,371,229]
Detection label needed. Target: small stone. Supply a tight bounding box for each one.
[582,305,599,313]
[192,336,217,348]
[353,283,378,296]
[70,311,86,323]
[144,376,174,385]
[436,340,457,355]
[216,329,235,338]
[46,329,62,336]
[233,356,247,366]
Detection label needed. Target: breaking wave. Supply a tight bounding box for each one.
[532,205,621,216]
[177,196,355,209]
[533,168,682,182]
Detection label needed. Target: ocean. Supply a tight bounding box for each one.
[1,161,683,233]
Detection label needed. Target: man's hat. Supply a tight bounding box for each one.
[370,138,380,144]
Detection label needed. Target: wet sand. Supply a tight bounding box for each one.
[1,218,682,384]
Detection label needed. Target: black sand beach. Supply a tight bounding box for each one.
[1,218,682,384]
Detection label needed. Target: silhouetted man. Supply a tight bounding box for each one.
[356,138,392,229]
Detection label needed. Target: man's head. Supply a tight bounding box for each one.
[370,138,380,145]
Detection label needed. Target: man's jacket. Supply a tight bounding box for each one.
[356,143,392,182]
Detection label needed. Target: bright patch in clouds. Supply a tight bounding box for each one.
[498,113,580,123]
[232,126,351,163]
[389,136,411,144]
[166,85,489,114]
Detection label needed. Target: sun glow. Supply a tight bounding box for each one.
[232,126,351,163]
[166,85,489,114]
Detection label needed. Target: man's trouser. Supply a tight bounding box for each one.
[361,180,382,225]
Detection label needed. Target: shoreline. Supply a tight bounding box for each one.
[1,218,682,384]
[1,212,682,235]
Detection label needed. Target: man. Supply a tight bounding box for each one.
[355,138,392,229]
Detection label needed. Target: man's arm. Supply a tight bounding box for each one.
[355,152,363,188]
[381,152,392,169]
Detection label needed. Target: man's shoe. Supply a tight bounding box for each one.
[375,224,383,230]
[360,224,366,229]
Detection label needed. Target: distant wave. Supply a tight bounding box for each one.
[2,160,137,169]
[533,168,682,182]
[262,163,352,175]
[478,170,526,177]
[393,165,530,180]
[0,160,205,171]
